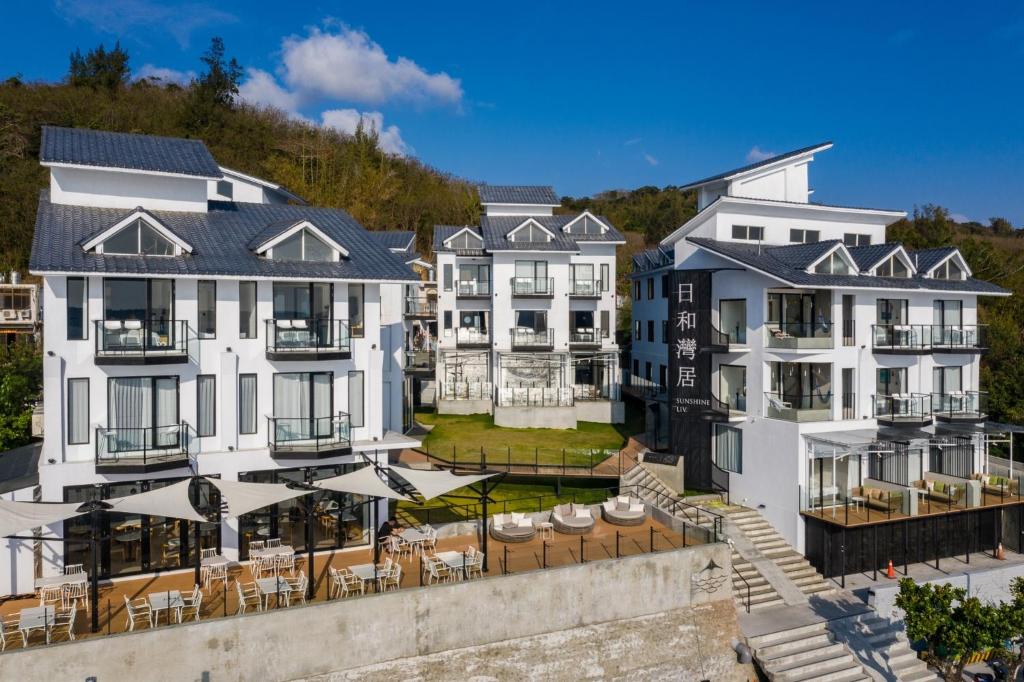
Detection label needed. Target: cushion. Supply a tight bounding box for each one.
[517,518,533,529]
[511,512,524,523]
[629,503,644,513]
[574,508,591,520]
[926,481,935,491]
[501,523,516,531]
[617,495,630,506]
[934,481,946,493]
[555,505,571,517]
[617,501,630,512]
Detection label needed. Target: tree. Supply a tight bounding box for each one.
[68,42,130,92]
[0,340,42,451]
[995,577,1024,679]
[991,217,1015,236]
[895,578,1005,681]
[183,37,243,132]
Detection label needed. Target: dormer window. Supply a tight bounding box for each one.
[875,255,909,278]
[814,251,852,275]
[444,228,483,251]
[507,219,554,243]
[564,213,608,236]
[81,210,191,256]
[251,220,348,262]
[731,225,764,241]
[932,258,965,281]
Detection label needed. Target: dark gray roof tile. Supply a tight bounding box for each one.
[908,247,958,273]
[478,185,559,205]
[679,142,832,190]
[847,242,902,271]
[41,126,221,178]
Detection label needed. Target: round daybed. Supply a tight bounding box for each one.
[601,496,647,526]
[490,513,536,543]
[551,504,596,535]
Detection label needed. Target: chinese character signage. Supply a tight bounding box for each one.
[667,270,719,490]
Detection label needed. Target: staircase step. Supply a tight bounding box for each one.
[757,633,833,660]
[763,642,847,671]
[748,622,828,649]
[770,651,856,681]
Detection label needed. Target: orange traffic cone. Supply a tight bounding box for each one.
[998,543,1006,560]
[886,559,896,579]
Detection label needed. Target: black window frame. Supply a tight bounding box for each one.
[198,280,217,339]
[600,310,610,338]
[443,264,453,291]
[239,374,257,435]
[197,374,216,437]
[67,276,88,341]
[348,370,365,428]
[239,281,257,339]
[67,377,89,445]
[348,283,365,339]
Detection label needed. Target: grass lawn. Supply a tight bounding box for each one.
[394,480,615,526]
[414,404,642,467]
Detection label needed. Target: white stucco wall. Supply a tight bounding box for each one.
[49,166,210,212]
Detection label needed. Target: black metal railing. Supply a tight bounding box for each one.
[265,318,350,354]
[710,324,731,347]
[569,280,602,297]
[872,324,931,352]
[931,325,987,352]
[873,393,932,423]
[765,321,834,349]
[569,328,601,345]
[404,298,437,316]
[94,319,189,358]
[510,328,554,349]
[510,277,555,297]
[267,413,351,453]
[95,423,190,467]
[764,392,832,422]
[932,391,988,421]
[456,280,491,297]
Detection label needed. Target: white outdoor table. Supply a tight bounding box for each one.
[149,590,184,625]
[201,554,230,568]
[435,550,470,578]
[251,545,295,559]
[349,563,384,590]
[34,572,87,590]
[399,528,428,554]
[19,606,55,644]
[256,576,292,608]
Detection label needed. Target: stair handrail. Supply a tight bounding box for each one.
[620,481,725,543]
[733,564,752,613]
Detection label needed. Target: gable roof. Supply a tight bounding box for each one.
[631,246,674,274]
[218,166,306,204]
[765,240,841,270]
[29,191,416,282]
[909,247,958,273]
[480,214,624,252]
[678,142,833,191]
[78,205,193,253]
[247,219,350,258]
[846,242,903,271]
[370,231,416,251]
[41,126,221,179]
[685,237,1008,295]
[478,185,559,206]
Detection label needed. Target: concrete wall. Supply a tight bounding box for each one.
[494,405,576,429]
[575,399,625,424]
[639,454,686,495]
[437,398,492,415]
[869,559,1024,621]
[0,543,734,681]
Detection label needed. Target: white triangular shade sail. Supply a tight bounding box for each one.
[206,478,315,518]
[315,466,411,501]
[0,500,86,538]
[389,467,497,501]
[107,480,208,523]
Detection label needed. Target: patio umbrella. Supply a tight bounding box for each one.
[206,477,316,519]
[388,466,497,501]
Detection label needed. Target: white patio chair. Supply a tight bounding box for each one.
[327,566,343,599]
[0,616,23,651]
[249,540,266,553]
[63,580,88,613]
[51,604,76,642]
[266,538,282,549]
[425,558,453,585]
[467,553,484,580]
[286,572,307,605]
[123,595,153,631]
[382,564,402,592]
[205,563,228,592]
[64,564,85,576]
[275,553,296,576]
[421,527,438,553]
[39,584,62,606]
[200,548,217,560]
[236,581,261,614]
[179,584,202,622]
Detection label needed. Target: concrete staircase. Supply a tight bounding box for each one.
[731,549,784,611]
[748,622,871,682]
[720,507,833,599]
[829,613,939,681]
[619,463,677,506]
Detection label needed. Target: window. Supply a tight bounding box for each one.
[570,264,594,295]
[216,179,233,199]
[270,229,336,262]
[457,264,491,296]
[601,311,610,338]
[101,218,175,256]
[515,310,547,331]
[633,280,641,301]
[197,375,216,437]
[565,214,605,235]
[601,264,610,292]
[634,320,641,341]
[508,221,551,242]
[714,424,742,473]
[514,261,549,294]
[348,284,364,338]
[876,367,907,396]
[661,320,668,343]
[239,374,257,435]
[813,251,851,275]
[732,225,764,241]
[644,362,652,381]
[790,229,820,244]
[107,377,179,446]
[719,299,747,344]
[443,310,452,333]
[239,281,257,339]
[67,378,89,444]
[273,372,333,439]
[348,371,364,428]
[273,282,331,322]
[933,366,962,394]
[632,359,639,377]
[876,299,908,325]
[198,280,216,339]
[443,264,453,291]
[447,230,482,250]
[647,278,654,300]
[661,274,669,298]
[933,300,963,327]
[932,258,964,280]
[875,255,909,278]
[102,278,173,334]
[658,365,667,388]
[844,233,871,247]
[67,277,87,340]
[647,320,654,342]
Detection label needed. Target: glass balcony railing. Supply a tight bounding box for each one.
[497,386,573,407]
[764,392,832,422]
[404,298,437,317]
[456,280,491,297]
[405,349,436,372]
[569,328,601,346]
[873,393,932,424]
[510,277,555,297]
[932,391,987,422]
[764,322,834,349]
[94,319,189,362]
[510,328,555,349]
[872,324,988,353]
[455,327,491,347]
[569,279,602,297]
[95,423,191,471]
[931,325,987,352]
[265,318,350,357]
[267,413,351,456]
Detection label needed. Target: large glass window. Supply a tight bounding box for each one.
[348,284,364,338]
[348,370,364,428]
[443,264,453,291]
[457,264,490,295]
[933,300,963,326]
[270,229,336,262]
[933,366,962,394]
[876,299,909,325]
[876,255,909,278]
[108,376,180,450]
[876,367,907,396]
[814,252,851,275]
[197,375,216,437]
[67,277,87,340]
[198,280,216,339]
[933,259,964,280]
[239,374,257,435]
[767,290,831,337]
[272,372,333,442]
[273,282,332,322]
[515,310,547,331]
[239,281,257,339]
[67,378,89,444]
[719,299,747,343]
[102,278,174,344]
[102,219,175,256]
[714,424,742,473]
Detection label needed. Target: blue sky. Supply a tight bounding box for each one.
[4,0,1024,223]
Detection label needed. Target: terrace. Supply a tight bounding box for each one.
[264,319,351,361]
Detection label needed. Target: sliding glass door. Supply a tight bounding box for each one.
[102,278,175,350]
[272,372,333,443]
[107,376,180,452]
[273,282,333,346]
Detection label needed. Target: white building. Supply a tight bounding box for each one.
[652,142,1014,577]
[19,126,417,588]
[433,185,625,429]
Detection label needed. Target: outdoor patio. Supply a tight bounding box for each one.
[802,486,1024,527]
[0,515,694,647]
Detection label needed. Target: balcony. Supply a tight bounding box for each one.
[267,413,352,459]
[931,325,988,354]
[497,386,573,407]
[94,320,190,365]
[510,328,555,351]
[569,328,602,350]
[765,322,834,350]
[569,280,602,299]
[873,393,932,427]
[764,392,832,422]
[711,393,746,421]
[932,391,988,423]
[265,319,351,361]
[405,349,436,374]
[872,324,931,354]
[95,423,191,474]
[510,277,554,299]
[456,280,491,299]
[404,298,437,318]
[455,327,491,348]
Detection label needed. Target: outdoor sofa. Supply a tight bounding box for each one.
[601,496,646,526]
[971,473,1020,497]
[850,486,903,513]
[912,479,964,505]
[490,512,536,543]
[551,504,596,535]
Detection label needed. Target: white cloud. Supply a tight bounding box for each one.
[135,64,195,85]
[951,213,972,224]
[320,109,410,156]
[55,0,237,49]
[624,137,642,146]
[643,153,659,166]
[746,146,776,162]
[238,68,302,112]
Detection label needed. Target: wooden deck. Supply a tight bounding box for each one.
[0,515,696,648]
[802,489,1024,528]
